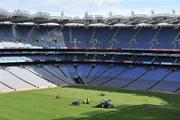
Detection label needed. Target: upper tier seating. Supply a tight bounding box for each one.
[0,25,179,49]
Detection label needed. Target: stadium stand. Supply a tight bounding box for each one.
[0,10,180,93]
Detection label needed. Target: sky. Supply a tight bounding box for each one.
[0,0,179,17]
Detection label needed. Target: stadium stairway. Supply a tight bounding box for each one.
[5,67,38,88]
[7,66,55,88]
[74,66,85,84]
[99,67,128,86]
[116,28,135,48]
[25,66,63,86]
[121,68,152,89]
[85,65,96,83]
[155,70,180,93]
[126,67,170,90]
[87,65,113,84]
[45,65,73,82]
[65,64,85,84]
[102,66,147,88]
[42,65,72,84]
[146,69,173,91]
[82,65,107,83]
[33,65,70,85]
[0,68,33,91]
[0,82,14,93]
[132,27,156,49]
[76,64,89,81]
[90,66,126,85]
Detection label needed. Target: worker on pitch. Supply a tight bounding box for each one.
[98,92,105,96]
[83,98,90,104]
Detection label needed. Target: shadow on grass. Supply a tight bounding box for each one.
[53,104,180,120]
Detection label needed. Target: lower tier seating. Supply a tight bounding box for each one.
[0,63,179,93]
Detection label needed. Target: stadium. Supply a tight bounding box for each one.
[0,6,180,120]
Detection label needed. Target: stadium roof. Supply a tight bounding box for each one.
[0,9,180,27]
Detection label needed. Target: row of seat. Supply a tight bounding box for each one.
[0,25,179,49]
[63,27,180,49]
[65,64,180,93]
[0,65,75,92]
[0,62,179,93]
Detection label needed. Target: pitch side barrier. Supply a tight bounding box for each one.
[0,60,179,67]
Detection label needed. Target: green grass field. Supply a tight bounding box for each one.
[1,86,180,120]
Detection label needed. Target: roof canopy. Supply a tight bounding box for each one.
[0,9,179,27]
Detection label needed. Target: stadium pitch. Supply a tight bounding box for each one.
[0,86,180,120]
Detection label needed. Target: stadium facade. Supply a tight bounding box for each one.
[0,9,180,93]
